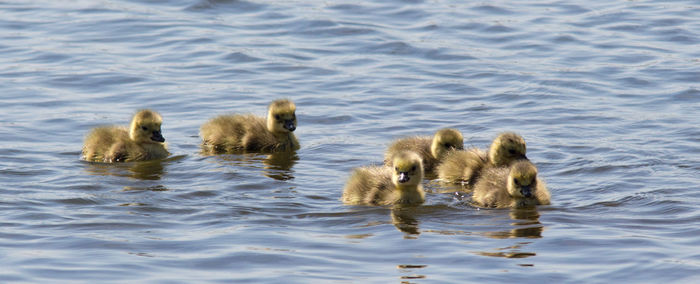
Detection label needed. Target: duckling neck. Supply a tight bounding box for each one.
[396,184,425,204]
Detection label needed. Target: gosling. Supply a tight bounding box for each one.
[200,99,299,153]
[384,128,463,175]
[342,151,425,206]
[82,109,169,163]
[471,160,550,208]
[487,132,527,167]
[437,132,527,184]
[436,148,488,185]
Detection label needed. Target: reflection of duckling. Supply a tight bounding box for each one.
[391,208,421,235]
[342,151,425,206]
[472,160,550,208]
[384,128,463,174]
[437,132,527,184]
[82,109,169,163]
[262,152,299,181]
[200,99,299,153]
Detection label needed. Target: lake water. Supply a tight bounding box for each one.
[1,0,699,282]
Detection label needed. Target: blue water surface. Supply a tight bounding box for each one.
[1,0,699,282]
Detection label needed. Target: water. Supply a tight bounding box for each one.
[1,0,699,282]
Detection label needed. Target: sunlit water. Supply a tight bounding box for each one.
[1,0,699,282]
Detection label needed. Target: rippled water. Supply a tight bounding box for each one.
[1,0,699,282]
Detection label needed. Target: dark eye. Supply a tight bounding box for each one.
[444,143,452,148]
[141,126,148,131]
[275,114,281,120]
[513,178,520,186]
[508,149,516,155]
[292,113,296,120]
[411,166,416,172]
[394,167,399,171]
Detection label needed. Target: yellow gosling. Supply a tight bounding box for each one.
[488,132,527,167]
[200,99,299,153]
[472,160,550,208]
[342,151,425,206]
[384,128,464,174]
[82,109,169,163]
[437,132,528,184]
[436,148,488,185]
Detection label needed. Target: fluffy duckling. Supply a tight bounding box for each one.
[384,128,464,174]
[437,132,527,184]
[82,109,169,163]
[200,99,299,153]
[436,148,488,185]
[487,132,528,167]
[471,160,550,208]
[342,151,425,206]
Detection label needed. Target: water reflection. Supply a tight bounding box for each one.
[83,159,165,180]
[483,208,544,239]
[207,151,298,181]
[390,206,421,237]
[475,207,543,261]
[122,185,169,192]
[397,264,427,282]
[262,152,298,180]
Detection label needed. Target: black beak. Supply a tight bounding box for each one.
[398,172,410,183]
[151,130,165,142]
[520,186,533,198]
[283,120,296,132]
[519,154,529,161]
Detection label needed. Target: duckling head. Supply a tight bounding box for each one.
[430,128,464,160]
[266,99,297,134]
[489,132,527,167]
[507,161,539,198]
[129,109,165,144]
[391,151,424,188]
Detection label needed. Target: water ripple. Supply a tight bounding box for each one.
[1,0,699,282]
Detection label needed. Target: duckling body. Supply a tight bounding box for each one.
[472,160,550,208]
[82,109,168,163]
[437,132,527,184]
[200,99,299,153]
[384,128,463,174]
[436,148,488,185]
[342,151,425,206]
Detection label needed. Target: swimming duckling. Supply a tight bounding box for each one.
[384,128,464,175]
[436,148,488,185]
[200,99,299,153]
[436,132,527,184]
[82,109,169,163]
[342,151,425,206]
[471,160,550,208]
[487,132,527,167]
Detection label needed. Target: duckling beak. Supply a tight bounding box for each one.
[151,130,165,143]
[283,120,296,132]
[520,185,533,198]
[397,172,410,183]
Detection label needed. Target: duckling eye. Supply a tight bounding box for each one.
[275,114,281,121]
[444,143,452,148]
[141,126,148,131]
[508,149,516,155]
[394,167,399,171]
[292,113,296,120]
[513,178,520,186]
[411,166,416,172]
